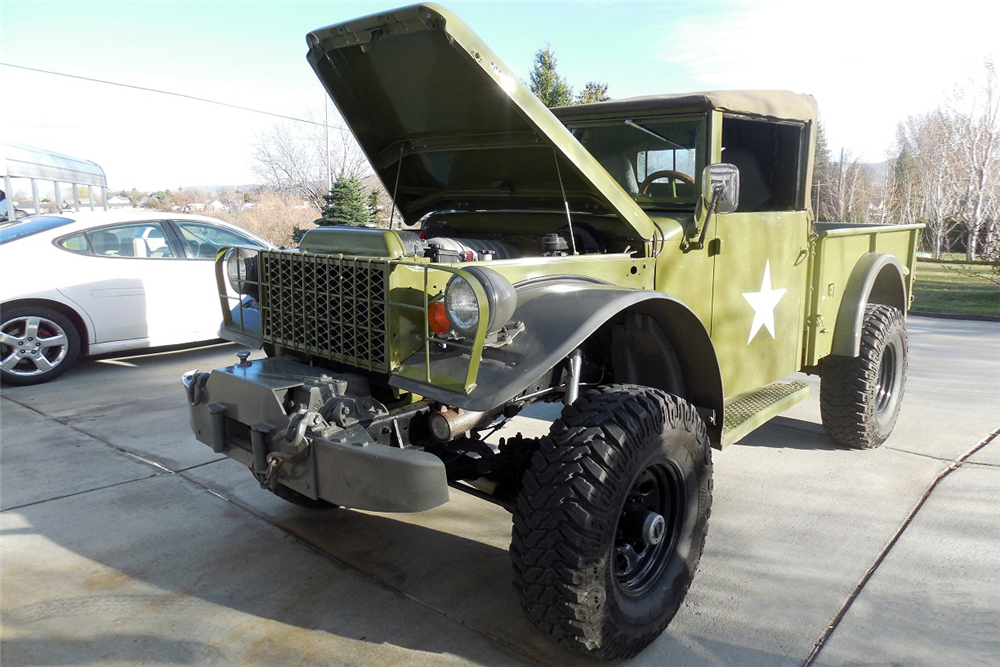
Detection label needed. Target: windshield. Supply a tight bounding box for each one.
[0,216,75,245]
[567,116,706,207]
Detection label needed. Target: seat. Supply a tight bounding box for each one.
[723,147,772,212]
[120,237,149,257]
[91,231,120,255]
[604,153,640,195]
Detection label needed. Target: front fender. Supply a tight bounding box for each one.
[390,278,724,445]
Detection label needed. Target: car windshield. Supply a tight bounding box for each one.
[567,116,706,207]
[0,216,76,245]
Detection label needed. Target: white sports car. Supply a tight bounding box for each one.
[0,211,272,385]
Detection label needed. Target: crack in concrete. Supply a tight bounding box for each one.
[3,395,177,475]
[885,441,1000,467]
[802,426,1000,666]
[1,474,163,512]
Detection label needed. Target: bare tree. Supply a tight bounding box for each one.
[204,192,319,247]
[947,60,999,260]
[250,115,371,210]
[888,60,999,259]
[817,148,880,224]
[893,111,963,257]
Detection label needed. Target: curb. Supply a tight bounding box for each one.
[910,310,1000,323]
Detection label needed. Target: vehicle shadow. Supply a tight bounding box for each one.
[1,458,790,667]
[733,416,840,451]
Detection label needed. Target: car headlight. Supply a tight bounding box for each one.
[443,267,517,338]
[224,247,259,300]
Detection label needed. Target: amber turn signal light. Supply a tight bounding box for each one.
[428,300,451,335]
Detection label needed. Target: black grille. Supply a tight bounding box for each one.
[258,252,390,372]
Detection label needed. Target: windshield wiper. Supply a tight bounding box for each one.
[624,119,687,151]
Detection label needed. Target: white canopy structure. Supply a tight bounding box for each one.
[1,142,108,216]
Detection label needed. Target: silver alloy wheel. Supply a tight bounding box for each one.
[0,315,70,378]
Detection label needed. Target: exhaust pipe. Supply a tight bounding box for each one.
[428,406,502,442]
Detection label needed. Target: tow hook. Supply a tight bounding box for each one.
[258,409,322,489]
[183,370,210,406]
[260,441,311,490]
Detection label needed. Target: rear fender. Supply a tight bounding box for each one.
[831,253,907,358]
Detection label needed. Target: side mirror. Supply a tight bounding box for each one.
[701,163,740,214]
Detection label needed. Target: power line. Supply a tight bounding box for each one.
[1,61,341,129]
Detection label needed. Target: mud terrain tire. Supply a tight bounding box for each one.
[821,304,907,449]
[511,385,712,659]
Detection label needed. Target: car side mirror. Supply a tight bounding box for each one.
[701,163,740,214]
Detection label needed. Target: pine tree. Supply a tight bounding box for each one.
[315,174,373,227]
[812,122,833,220]
[576,81,610,105]
[528,44,573,108]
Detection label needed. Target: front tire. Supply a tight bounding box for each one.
[820,304,907,449]
[511,385,712,659]
[0,306,81,386]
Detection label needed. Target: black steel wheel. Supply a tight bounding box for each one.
[511,385,713,659]
[0,306,81,386]
[820,304,908,449]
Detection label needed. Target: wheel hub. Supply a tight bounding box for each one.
[0,316,69,377]
[875,344,897,415]
[612,462,685,596]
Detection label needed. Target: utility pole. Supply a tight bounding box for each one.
[838,147,845,221]
[325,95,331,194]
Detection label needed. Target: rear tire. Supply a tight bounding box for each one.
[820,304,907,449]
[511,385,712,659]
[0,306,81,386]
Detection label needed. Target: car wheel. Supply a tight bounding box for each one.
[820,304,907,449]
[511,385,713,659]
[0,306,81,386]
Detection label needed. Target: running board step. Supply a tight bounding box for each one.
[722,380,810,447]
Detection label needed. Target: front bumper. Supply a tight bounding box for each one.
[182,356,448,513]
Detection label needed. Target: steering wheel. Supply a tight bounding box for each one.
[639,170,696,194]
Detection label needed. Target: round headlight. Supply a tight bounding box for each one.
[444,267,517,339]
[444,275,479,337]
[224,247,259,299]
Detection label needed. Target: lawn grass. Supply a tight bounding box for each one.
[913,257,1000,317]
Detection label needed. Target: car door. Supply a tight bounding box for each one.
[709,116,810,400]
[167,220,267,338]
[55,220,193,344]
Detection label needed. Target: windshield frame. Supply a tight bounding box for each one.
[563,113,708,211]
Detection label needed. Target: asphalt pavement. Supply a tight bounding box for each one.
[1,316,998,667]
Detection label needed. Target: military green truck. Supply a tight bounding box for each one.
[182,4,922,659]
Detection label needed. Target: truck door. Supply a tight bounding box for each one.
[710,116,810,400]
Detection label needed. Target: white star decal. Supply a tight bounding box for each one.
[742,261,786,344]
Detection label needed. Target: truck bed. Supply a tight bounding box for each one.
[804,222,924,367]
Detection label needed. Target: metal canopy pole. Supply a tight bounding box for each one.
[3,175,11,216]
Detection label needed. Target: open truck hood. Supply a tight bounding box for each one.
[306,3,655,240]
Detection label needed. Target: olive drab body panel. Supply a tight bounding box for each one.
[181,4,923,660]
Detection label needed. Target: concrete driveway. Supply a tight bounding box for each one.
[2,316,998,666]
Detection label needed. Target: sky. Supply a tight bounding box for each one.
[2,0,997,194]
